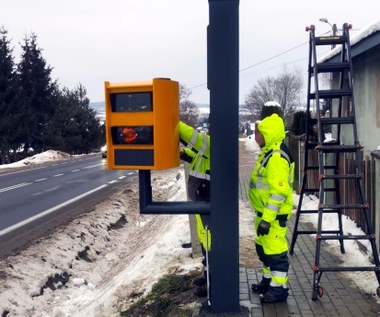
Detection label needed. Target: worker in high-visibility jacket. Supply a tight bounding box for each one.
[249,113,295,303]
[179,120,210,297]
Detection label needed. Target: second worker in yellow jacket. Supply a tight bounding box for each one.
[249,113,295,303]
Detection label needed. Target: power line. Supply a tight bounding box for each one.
[239,41,308,73]
[189,40,308,90]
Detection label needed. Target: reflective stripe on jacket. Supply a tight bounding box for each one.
[179,121,210,177]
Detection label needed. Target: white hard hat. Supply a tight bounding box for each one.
[264,101,281,108]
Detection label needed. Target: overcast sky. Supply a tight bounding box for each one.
[1,0,379,105]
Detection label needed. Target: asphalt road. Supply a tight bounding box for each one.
[0,154,137,259]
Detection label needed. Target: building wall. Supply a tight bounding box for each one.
[330,44,380,250]
[373,154,380,248]
[351,45,380,156]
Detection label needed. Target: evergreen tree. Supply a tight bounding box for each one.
[1,29,102,159]
[70,83,103,153]
[15,33,57,154]
[0,27,17,164]
[47,84,102,154]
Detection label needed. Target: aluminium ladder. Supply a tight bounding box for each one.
[289,23,380,300]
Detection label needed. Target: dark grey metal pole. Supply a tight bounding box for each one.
[139,170,211,214]
[208,0,240,312]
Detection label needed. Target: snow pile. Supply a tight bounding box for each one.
[0,167,201,316]
[296,193,379,296]
[0,150,71,169]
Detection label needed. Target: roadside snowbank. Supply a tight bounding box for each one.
[0,168,201,316]
[0,150,71,169]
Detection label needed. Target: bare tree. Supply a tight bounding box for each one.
[245,67,303,127]
[180,84,192,101]
[179,84,199,127]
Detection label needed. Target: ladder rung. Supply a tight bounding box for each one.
[314,62,350,73]
[304,165,319,170]
[316,144,362,153]
[294,230,341,235]
[320,116,355,125]
[318,234,373,240]
[321,141,340,146]
[298,209,340,214]
[322,203,367,210]
[322,174,362,180]
[306,140,357,150]
[302,188,319,193]
[318,266,378,273]
[315,35,347,46]
[298,209,319,213]
[323,165,339,170]
[304,164,337,170]
[306,141,346,149]
[305,141,345,149]
[309,89,352,99]
[302,188,337,193]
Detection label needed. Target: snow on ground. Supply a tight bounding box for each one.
[295,194,380,297]
[0,150,71,169]
[0,141,379,316]
[0,164,203,316]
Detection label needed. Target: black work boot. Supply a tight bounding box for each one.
[259,286,289,303]
[251,277,271,294]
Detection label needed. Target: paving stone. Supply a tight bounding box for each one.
[192,141,380,317]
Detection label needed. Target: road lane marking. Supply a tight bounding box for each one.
[31,185,61,196]
[71,169,80,173]
[0,182,31,193]
[0,184,108,237]
[53,173,64,177]
[83,163,105,169]
[35,178,48,182]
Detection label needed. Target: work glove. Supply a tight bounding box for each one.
[257,220,271,236]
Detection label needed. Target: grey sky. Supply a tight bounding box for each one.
[1,0,379,105]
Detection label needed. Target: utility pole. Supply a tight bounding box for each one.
[208,0,240,313]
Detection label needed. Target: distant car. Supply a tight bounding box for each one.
[101,145,107,158]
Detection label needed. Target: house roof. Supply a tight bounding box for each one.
[318,19,380,63]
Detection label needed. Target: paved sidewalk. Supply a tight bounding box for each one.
[240,141,380,317]
[194,140,380,317]
[240,220,380,316]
